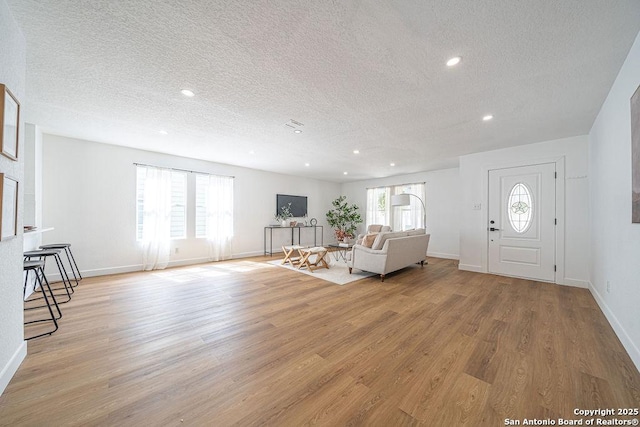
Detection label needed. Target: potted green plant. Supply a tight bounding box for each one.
[326,195,363,241]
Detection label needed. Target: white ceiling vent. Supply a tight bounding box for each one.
[284,119,304,130]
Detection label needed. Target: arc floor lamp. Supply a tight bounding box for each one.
[390,193,426,229]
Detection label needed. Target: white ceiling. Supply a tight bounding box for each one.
[6,1,640,182]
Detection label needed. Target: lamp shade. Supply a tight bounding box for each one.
[391,194,411,207]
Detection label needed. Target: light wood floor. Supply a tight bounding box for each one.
[1,257,639,426]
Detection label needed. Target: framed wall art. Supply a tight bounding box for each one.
[0,173,18,241]
[632,83,640,223]
[0,84,20,161]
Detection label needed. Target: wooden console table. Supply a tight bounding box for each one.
[264,225,323,256]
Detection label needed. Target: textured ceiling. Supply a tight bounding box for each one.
[6,0,640,182]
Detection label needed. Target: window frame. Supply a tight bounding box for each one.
[366,182,426,231]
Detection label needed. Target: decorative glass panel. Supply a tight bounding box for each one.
[508,183,533,233]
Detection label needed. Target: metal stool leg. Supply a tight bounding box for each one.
[24,263,59,340]
[52,252,74,297]
[38,265,62,320]
[62,247,79,286]
[66,246,82,281]
[24,249,73,303]
[39,244,82,283]
[23,267,62,319]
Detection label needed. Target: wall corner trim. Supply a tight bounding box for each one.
[588,281,640,372]
[0,341,27,396]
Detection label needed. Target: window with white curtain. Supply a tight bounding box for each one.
[194,173,234,261]
[136,167,186,240]
[366,182,426,231]
[170,172,187,239]
[366,186,390,227]
[195,174,208,238]
[136,165,235,269]
[194,173,234,242]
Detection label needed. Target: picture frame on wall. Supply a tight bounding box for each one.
[0,173,18,241]
[0,84,20,161]
[631,83,640,223]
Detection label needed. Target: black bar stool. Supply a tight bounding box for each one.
[24,260,60,339]
[24,249,74,303]
[40,243,82,286]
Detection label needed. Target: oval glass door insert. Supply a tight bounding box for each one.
[508,183,533,233]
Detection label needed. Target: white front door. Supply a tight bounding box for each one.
[488,163,556,282]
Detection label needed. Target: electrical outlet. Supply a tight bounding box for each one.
[606,280,610,293]
[473,203,482,210]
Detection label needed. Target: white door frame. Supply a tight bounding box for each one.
[479,156,566,285]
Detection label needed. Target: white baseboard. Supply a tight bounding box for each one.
[45,263,143,282]
[234,250,267,258]
[458,263,483,273]
[588,281,640,372]
[44,251,269,281]
[167,257,210,268]
[427,252,459,260]
[560,277,589,288]
[0,341,27,396]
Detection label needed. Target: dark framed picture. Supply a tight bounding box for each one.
[0,173,19,241]
[632,84,640,223]
[0,84,20,161]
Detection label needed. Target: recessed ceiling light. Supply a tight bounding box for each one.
[304,163,310,167]
[294,129,302,134]
[181,89,195,97]
[353,150,360,154]
[483,114,494,121]
[159,130,168,135]
[446,56,462,67]
[390,162,395,167]
[343,172,348,175]
[249,150,255,155]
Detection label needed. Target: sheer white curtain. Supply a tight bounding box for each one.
[366,183,426,232]
[391,183,426,231]
[205,175,234,261]
[141,167,172,270]
[366,187,391,227]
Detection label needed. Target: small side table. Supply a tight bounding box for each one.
[327,242,354,262]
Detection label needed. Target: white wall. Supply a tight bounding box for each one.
[588,30,640,369]
[341,168,461,260]
[24,123,43,227]
[41,134,340,277]
[459,135,590,287]
[0,0,27,395]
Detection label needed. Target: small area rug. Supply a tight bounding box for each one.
[267,256,375,285]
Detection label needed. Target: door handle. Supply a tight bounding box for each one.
[489,227,500,231]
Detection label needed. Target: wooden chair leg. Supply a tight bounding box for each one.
[315,251,329,270]
[282,246,302,266]
[281,246,294,265]
[298,251,311,270]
